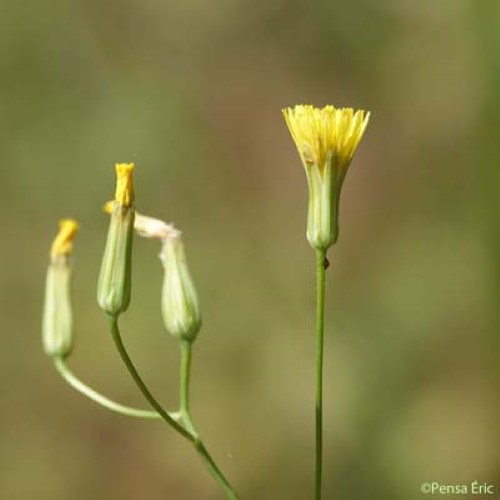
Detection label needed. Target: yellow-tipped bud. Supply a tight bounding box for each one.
[97,166,135,315]
[50,219,79,259]
[283,104,370,249]
[161,232,201,343]
[43,219,78,358]
[115,163,135,207]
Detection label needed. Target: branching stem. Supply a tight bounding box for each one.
[53,357,162,419]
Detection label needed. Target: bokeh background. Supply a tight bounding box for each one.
[1,1,500,499]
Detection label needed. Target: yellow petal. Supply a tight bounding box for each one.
[282,105,370,169]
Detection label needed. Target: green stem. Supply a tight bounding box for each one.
[194,440,239,500]
[107,314,194,441]
[179,341,240,500]
[315,248,327,500]
[108,316,239,498]
[53,357,161,419]
[180,341,192,416]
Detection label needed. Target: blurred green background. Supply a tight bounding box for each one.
[1,1,499,499]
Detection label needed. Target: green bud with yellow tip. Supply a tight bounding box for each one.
[97,163,135,316]
[42,219,78,358]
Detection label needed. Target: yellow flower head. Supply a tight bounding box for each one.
[50,219,79,259]
[115,163,135,207]
[282,105,370,169]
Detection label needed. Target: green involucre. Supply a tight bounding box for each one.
[42,259,74,358]
[161,236,201,342]
[97,206,134,315]
[305,159,346,250]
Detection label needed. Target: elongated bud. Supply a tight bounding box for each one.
[161,233,201,343]
[97,163,135,315]
[42,219,79,358]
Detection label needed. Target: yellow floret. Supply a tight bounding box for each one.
[50,219,79,258]
[115,163,135,207]
[282,105,370,169]
[103,200,115,214]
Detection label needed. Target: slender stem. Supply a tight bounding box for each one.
[193,440,239,500]
[179,340,195,433]
[179,341,239,499]
[53,357,161,419]
[107,314,194,441]
[107,315,239,498]
[315,248,327,500]
[180,341,192,415]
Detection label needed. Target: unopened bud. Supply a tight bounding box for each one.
[97,163,135,315]
[161,233,201,342]
[42,219,78,358]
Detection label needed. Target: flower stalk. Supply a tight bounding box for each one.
[315,248,327,500]
[107,313,239,499]
[283,104,370,499]
[102,194,238,498]
[53,357,162,419]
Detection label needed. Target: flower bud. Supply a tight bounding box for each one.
[97,163,135,315]
[42,219,78,358]
[161,233,201,342]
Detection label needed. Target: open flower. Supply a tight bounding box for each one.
[283,105,370,249]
